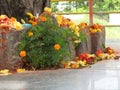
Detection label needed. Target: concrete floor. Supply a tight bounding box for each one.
[0,59,120,90]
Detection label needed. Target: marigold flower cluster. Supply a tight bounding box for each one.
[0,15,22,30]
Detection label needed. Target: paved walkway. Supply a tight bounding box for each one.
[0,59,120,90]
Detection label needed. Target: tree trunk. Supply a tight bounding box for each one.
[0,0,50,21]
[0,0,12,17]
[21,0,50,16]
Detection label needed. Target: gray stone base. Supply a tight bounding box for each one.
[0,30,23,70]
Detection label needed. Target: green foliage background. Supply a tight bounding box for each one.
[51,0,120,13]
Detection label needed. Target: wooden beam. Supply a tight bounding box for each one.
[89,0,93,25]
[51,0,76,2]
[53,12,120,15]
[103,25,120,27]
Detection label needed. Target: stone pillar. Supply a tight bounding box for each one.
[0,30,23,70]
[90,27,105,54]
[67,37,76,60]
[75,27,91,56]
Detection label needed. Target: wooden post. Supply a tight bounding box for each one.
[89,0,93,25]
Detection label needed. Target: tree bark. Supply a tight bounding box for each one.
[0,0,12,17]
[0,0,50,21]
[21,0,50,15]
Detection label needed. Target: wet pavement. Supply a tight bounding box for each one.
[1,59,120,90]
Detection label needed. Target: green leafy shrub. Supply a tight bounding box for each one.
[19,12,74,69]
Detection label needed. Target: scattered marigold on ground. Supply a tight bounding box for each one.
[17,68,26,73]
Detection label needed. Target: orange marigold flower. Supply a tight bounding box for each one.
[19,51,27,57]
[28,31,33,36]
[30,21,37,26]
[54,44,61,50]
[39,16,47,22]
[29,20,37,26]
[10,17,16,22]
[108,49,113,54]
[81,22,87,27]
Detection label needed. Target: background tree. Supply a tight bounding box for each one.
[0,0,12,17]
[51,0,120,13]
[93,0,120,12]
[0,0,50,21]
